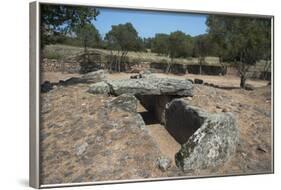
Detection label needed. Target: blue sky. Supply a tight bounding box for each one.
[93,8,208,38]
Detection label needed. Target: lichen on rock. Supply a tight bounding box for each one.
[175,111,239,172]
[165,99,239,173]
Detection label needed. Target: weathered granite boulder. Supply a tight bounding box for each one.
[87,81,110,94]
[81,69,106,82]
[106,94,138,112]
[88,77,193,97]
[106,94,146,130]
[132,113,146,130]
[61,77,87,85]
[165,99,239,173]
[62,70,107,86]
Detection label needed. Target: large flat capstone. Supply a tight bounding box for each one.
[88,77,193,96]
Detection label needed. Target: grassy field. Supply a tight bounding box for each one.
[43,44,271,79]
[43,44,222,66]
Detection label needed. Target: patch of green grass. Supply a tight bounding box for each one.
[44,50,63,60]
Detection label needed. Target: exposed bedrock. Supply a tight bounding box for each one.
[106,93,139,113]
[61,70,107,86]
[41,70,107,93]
[106,94,146,130]
[165,99,239,173]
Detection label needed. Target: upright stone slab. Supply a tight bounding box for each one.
[165,99,239,172]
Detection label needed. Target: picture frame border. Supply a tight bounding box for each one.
[29,1,275,188]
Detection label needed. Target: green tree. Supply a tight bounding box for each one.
[40,4,99,49]
[75,23,101,53]
[259,20,272,79]
[192,34,213,74]
[206,15,271,88]
[104,22,142,72]
[151,33,169,55]
[166,31,193,73]
[143,37,153,50]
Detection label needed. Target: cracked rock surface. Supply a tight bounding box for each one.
[167,100,239,173]
[88,77,193,96]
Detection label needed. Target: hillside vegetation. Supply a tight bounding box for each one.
[43,44,221,66]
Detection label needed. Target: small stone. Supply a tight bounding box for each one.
[194,78,204,84]
[48,123,62,129]
[257,145,267,153]
[186,97,193,101]
[75,142,88,156]
[156,157,172,172]
[130,74,141,79]
[216,105,222,109]
[222,108,228,112]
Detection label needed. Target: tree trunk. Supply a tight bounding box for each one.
[166,57,173,73]
[122,51,128,72]
[240,74,246,88]
[263,59,270,80]
[199,57,202,75]
[117,51,121,72]
[218,56,226,75]
[238,52,247,89]
[108,50,113,72]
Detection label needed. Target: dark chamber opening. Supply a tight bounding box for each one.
[136,95,204,145]
[139,111,159,125]
[165,100,205,144]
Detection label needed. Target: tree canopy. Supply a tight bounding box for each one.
[75,23,101,52]
[40,4,99,48]
[104,23,143,72]
[151,33,169,55]
[40,4,272,84]
[169,31,193,58]
[206,15,271,87]
[104,23,143,52]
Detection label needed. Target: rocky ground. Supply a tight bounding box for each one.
[183,84,272,175]
[40,72,272,185]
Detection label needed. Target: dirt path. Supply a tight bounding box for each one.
[146,124,181,165]
[137,102,181,166]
